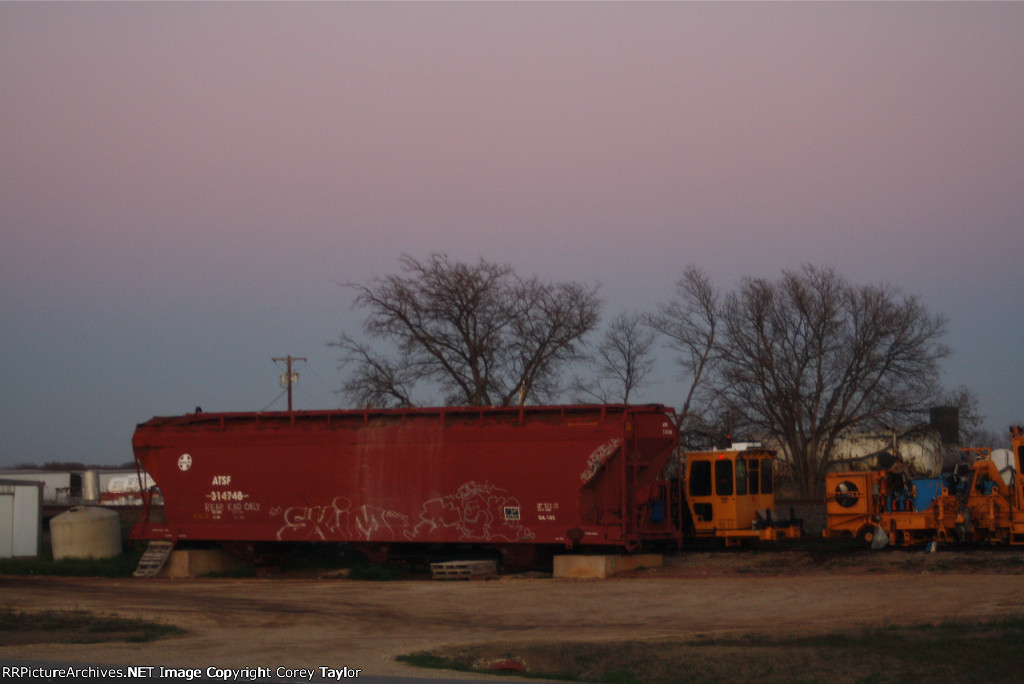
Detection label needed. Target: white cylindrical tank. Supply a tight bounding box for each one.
[992,449,1015,486]
[82,470,100,504]
[50,506,122,560]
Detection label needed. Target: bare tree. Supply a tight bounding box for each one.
[714,265,949,498]
[334,254,600,407]
[334,334,415,408]
[571,312,657,403]
[645,265,721,433]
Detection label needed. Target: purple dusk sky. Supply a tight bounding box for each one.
[2,2,1022,466]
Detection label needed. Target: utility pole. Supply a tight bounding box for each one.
[273,356,307,412]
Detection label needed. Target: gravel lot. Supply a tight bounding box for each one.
[2,548,1024,680]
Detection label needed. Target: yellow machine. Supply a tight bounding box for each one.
[1010,425,1024,544]
[824,425,1024,547]
[685,448,802,545]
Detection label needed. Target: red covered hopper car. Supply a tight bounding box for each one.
[131,404,685,564]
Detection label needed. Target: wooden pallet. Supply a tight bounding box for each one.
[430,560,497,581]
[133,541,175,578]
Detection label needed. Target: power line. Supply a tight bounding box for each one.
[259,389,287,412]
[289,361,342,409]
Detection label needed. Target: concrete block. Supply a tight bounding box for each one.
[553,555,613,578]
[163,549,246,578]
[553,554,662,579]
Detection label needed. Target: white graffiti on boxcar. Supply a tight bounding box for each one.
[580,438,621,483]
[405,481,534,542]
[275,497,409,541]
[275,496,352,540]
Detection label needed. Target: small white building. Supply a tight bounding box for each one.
[0,470,73,504]
[0,479,43,558]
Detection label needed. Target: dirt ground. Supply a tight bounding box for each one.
[3,548,1024,680]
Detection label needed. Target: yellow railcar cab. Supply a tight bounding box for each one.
[685,448,797,544]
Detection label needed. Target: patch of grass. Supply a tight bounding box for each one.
[399,615,1024,683]
[0,609,185,645]
[0,548,144,577]
[396,653,476,672]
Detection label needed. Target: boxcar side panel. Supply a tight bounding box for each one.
[131,405,679,551]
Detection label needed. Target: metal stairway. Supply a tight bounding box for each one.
[133,541,175,578]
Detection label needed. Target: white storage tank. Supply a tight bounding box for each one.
[82,470,100,504]
[992,449,1015,485]
[50,506,122,560]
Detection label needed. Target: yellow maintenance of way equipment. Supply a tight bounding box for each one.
[824,426,1024,547]
[685,447,803,546]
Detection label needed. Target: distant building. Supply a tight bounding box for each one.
[0,470,75,504]
[825,426,951,476]
[761,408,967,480]
[0,469,159,506]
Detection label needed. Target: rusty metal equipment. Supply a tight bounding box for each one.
[823,425,1024,547]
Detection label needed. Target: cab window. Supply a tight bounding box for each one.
[761,461,773,494]
[736,458,747,495]
[689,460,712,497]
[748,459,760,494]
[715,459,733,496]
